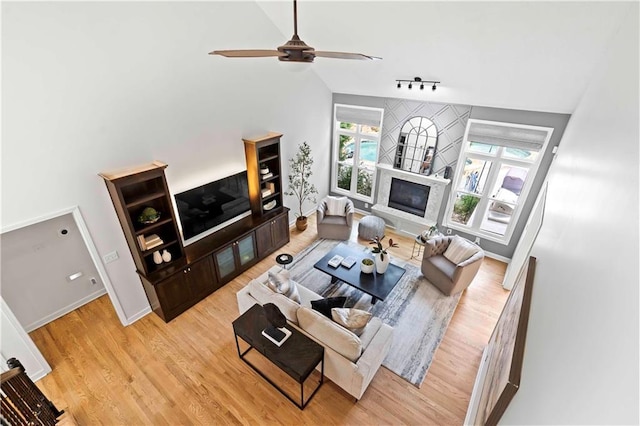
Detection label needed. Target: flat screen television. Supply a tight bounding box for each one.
[174,171,251,245]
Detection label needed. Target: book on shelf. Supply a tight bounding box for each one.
[137,235,147,250]
[145,239,164,250]
[261,172,273,180]
[141,234,163,250]
[261,188,272,197]
[267,182,275,193]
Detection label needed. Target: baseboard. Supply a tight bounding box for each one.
[125,306,152,325]
[24,288,107,332]
[483,250,511,264]
[464,345,490,425]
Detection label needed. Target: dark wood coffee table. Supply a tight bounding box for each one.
[313,243,406,304]
[232,304,324,409]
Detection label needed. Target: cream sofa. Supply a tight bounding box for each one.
[236,265,393,401]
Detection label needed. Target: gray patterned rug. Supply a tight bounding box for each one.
[286,239,462,388]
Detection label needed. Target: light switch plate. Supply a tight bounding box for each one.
[103,251,119,264]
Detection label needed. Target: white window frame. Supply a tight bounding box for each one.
[443,119,553,245]
[331,104,384,203]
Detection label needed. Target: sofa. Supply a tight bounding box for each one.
[421,235,484,296]
[236,265,393,400]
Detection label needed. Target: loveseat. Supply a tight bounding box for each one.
[236,265,393,401]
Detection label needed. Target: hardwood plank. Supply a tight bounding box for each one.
[29,212,509,424]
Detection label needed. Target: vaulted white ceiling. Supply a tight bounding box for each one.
[255,1,632,113]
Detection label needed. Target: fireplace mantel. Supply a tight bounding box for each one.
[372,163,450,235]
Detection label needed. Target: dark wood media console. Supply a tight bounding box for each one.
[138,206,289,322]
[100,133,290,322]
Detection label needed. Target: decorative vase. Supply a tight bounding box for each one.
[161,249,172,263]
[360,259,375,274]
[296,216,308,231]
[375,252,390,274]
[152,251,163,265]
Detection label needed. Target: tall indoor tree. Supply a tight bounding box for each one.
[286,142,318,231]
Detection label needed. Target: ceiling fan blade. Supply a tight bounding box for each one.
[314,51,382,61]
[209,49,287,58]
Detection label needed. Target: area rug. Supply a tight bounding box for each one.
[286,239,462,388]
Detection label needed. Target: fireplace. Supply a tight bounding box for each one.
[372,163,451,235]
[388,178,430,217]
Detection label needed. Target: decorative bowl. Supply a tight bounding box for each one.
[361,258,375,274]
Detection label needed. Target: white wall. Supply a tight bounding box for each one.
[1,2,332,323]
[500,8,639,425]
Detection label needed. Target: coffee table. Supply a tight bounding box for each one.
[232,304,324,409]
[313,243,406,304]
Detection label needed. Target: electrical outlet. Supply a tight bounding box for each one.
[446,228,452,235]
[103,251,119,264]
[90,277,98,285]
[474,237,481,244]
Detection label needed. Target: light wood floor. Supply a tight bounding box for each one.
[30,213,509,425]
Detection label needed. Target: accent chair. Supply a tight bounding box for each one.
[316,196,355,240]
[421,235,484,296]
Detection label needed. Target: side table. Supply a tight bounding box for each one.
[232,304,324,409]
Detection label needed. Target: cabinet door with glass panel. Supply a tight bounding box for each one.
[332,104,384,203]
[444,120,553,244]
[213,233,257,283]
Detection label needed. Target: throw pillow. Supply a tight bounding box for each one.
[331,308,372,336]
[267,269,301,303]
[443,235,478,265]
[310,296,347,318]
[325,196,347,217]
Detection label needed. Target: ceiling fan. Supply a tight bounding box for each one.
[210,0,381,63]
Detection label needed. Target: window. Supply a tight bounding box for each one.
[443,119,553,244]
[331,104,384,202]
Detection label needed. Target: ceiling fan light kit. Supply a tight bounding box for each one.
[396,77,440,91]
[210,0,380,63]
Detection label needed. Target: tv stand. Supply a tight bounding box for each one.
[100,153,290,322]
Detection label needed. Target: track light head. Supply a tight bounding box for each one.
[408,82,412,89]
[397,82,401,89]
[432,83,437,91]
[420,83,424,90]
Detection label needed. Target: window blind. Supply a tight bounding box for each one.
[468,122,549,151]
[335,105,383,127]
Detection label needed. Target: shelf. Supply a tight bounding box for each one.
[141,240,179,257]
[261,192,280,202]
[131,217,173,237]
[125,191,166,208]
[261,174,280,183]
[259,154,279,163]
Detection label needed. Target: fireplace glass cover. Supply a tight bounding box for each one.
[388,178,430,217]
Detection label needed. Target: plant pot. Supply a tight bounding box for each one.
[296,216,308,231]
[375,253,390,274]
[360,258,375,274]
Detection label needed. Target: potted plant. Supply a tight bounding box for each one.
[285,142,318,231]
[360,257,375,274]
[369,235,399,274]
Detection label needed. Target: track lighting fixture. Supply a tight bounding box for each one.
[395,77,440,92]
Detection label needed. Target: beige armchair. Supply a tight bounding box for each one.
[317,196,355,240]
[421,235,484,296]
